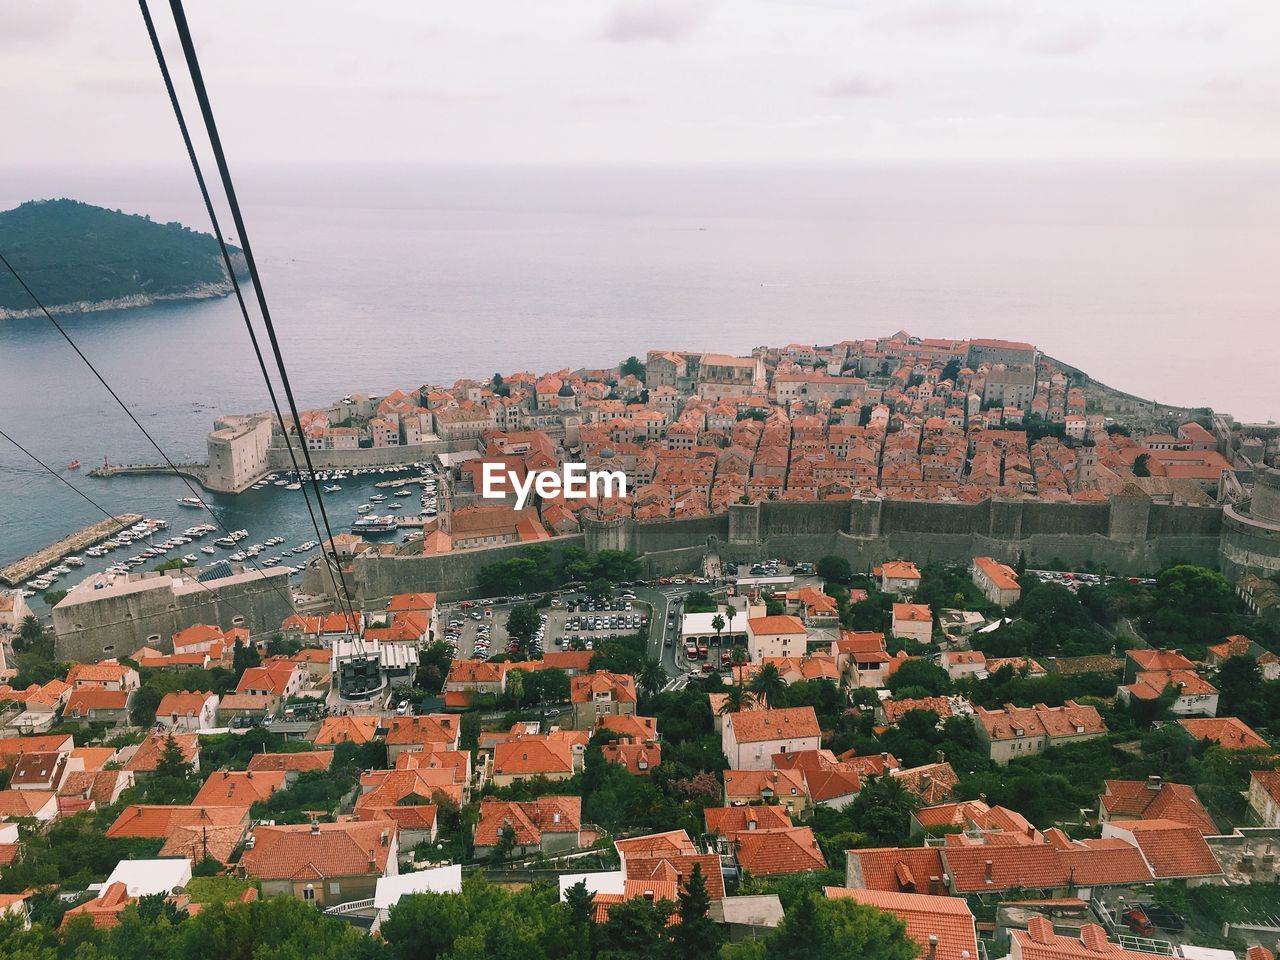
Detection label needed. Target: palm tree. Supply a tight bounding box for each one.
[724,604,736,639]
[18,614,43,647]
[711,614,725,649]
[718,684,754,715]
[638,658,666,698]
[748,662,786,709]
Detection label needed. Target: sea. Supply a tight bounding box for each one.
[2,163,1278,601]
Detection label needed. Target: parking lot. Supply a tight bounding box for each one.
[439,592,651,662]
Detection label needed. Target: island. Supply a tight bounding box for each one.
[0,198,242,319]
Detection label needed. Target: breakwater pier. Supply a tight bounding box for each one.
[0,514,143,587]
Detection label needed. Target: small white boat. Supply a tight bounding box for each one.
[65,556,85,567]
[183,553,198,563]
[177,497,206,508]
[324,484,341,493]
[200,546,216,555]
[285,482,302,491]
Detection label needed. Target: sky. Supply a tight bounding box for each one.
[3,0,1280,168]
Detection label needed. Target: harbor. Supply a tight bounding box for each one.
[0,513,143,587]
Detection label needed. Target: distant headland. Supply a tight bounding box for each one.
[0,198,244,319]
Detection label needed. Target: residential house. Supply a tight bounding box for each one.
[1176,716,1270,750]
[239,820,398,907]
[745,615,809,662]
[491,736,580,786]
[65,661,140,692]
[891,603,933,644]
[601,738,661,776]
[383,714,460,761]
[192,770,287,807]
[1248,770,1280,827]
[154,690,219,732]
[1098,777,1217,834]
[63,686,132,725]
[570,671,637,729]
[473,797,583,858]
[123,733,200,778]
[1119,670,1218,717]
[878,561,922,595]
[722,707,821,770]
[973,701,1107,765]
[971,557,1021,606]
[734,826,827,877]
[723,768,809,817]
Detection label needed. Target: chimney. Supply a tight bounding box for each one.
[928,935,938,960]
[553,811,561,824]
[983,859,993,883]
[380,830,389,847]
[1147,775,1162,792]
[929,875,941,896]
[643,890,655,902]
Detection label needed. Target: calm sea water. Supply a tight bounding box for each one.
[2,163,1278,581]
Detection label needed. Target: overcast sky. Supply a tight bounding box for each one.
[3,0,1280,167]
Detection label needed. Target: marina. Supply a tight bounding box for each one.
[0,513,143,587]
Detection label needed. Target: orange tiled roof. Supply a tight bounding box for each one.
[825,888,979,960]
[192,770,286,807]
[1114,819,1222,879]
[240,821,396,881]
[107,803,248,838]
[1100,780,1216,834]
[735,826,826,876]
[123,734,199,773]
[1177,717,1269,750]
[247,751,335,773]
[493,737,574,777]
[474,797,581,847]
[727,706,820,743]
[312,716,380,745]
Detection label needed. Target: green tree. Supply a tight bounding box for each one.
[231,639,261,679]
[817,556,853,584]
[719,684,754,714]
[748,663,787,709]
[672,862,721,957]
[884,659,950,697]
[506,604,542,657]
[849,775,920,846]
[620,356,646,381]
[18,614,43,646]
[766,892,916,960]
[597,895,674,960]
[638,659,667,698]
[712,614,726,647]
[130,685,163,727]
[1133,453,1151,477]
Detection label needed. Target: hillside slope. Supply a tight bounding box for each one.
[0,198,239,318]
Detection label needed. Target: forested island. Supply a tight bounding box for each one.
[0,199,241,319]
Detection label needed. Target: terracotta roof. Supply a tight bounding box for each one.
[446,660,507,685]
[0,789,56,818]
[893,603,933,623]
[247,751,335,773]
[974,701,1106,741]
[541,650,595,672]
[192,770,286,807]
[747,615,808,635]
[804,767,863,804]
[1056,838,1155,886]
[704,805,793,837]
[724,768,807,802]
[1252,770,1280,808]
[0,737,76,766]
[1111,819,1222,879]
[159,823,247,864]
[825,888,979,960]
[107,803,248,838]
[123,734,199,772]
[1177,717,1269,750]
[598,714,659,740]
[616,830,697,861]
[312,716,380,745]
[892,762,959,805]
[602,738,662,776]
[727,706,820,743]
[882,696,952,726]
[1126,649,1196,672]
[474,797,582,847]
[1012,918,1151,960]
[735,826,827,876]
[492,737,574,777]
[941,844,1070,892]
[383,714,459,748]
[65,687,130,713]
[61,882,133,929]
[849,846,946,893]
[172,624,224,648]
[624,853,726,900]
[1100,780,1216,834]
[1124,669,1217,700]
[387,592,437,612]
[569,671,637,704]
[240,821,396,881]
[156,690,216,718]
